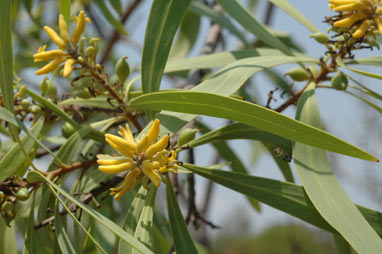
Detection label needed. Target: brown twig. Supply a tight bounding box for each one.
[34,171,127,230]
[46,158,97,179]
[100,0,143,64]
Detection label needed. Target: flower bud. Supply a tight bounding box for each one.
[309,32,329,44]
[16,188,30,201]
[62,122,76,138]
[177,128,198,146]
[115,57,130,84]
[21,99,30,109]
[46,81,57,99]
[30,105,42,115]
[39,78,49,95]
[284,68,310,82]
[86,46,95,57]
[331,72,348,90]
[19,85,27,97]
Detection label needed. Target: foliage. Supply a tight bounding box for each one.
[0,0,381,253]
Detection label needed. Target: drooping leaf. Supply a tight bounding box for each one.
[267,0,319,33]
[129,91,378,161]
[54,200,78,254]
[293,82,382,253]
[182,164,382,236]
[166,174,198,254]
[0,220,17,254]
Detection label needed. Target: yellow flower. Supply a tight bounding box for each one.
[329,0,382,38]
[33,11,91,77]
[97,119,180,201]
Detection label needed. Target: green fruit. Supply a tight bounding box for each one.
[115,56,130,84]
[331,72,348,90]
[21,99,30,109]
[46,81,57,99]
[39,78,49,95]
[74,89,92,99]
[16,188,30,201]
[62,122,76,138]
[19,85,27,97]
[285,68,310,82]
[309,32,329,44]
[177,128,198,146]
[308,66,318,77]
[0,191,4,201]
[30,105,41,114]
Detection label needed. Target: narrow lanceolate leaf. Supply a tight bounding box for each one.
[129,91,378,161]
[54,200,78,254]
[93,0,128,36]
[24,87,105,142]
[132,186,157,254]
[217,0,292,55]
[189,1,247,44]
[182,164,382,236]
[333,234,352,254]
[118,186,148,254]
[293,83,382,253]
[166,175,198,254]
[0,0,14,113]
[0,220,17,254]
[141,0,192,93]
[197,122,261,211]
[190,122,291,153]
[34,172,154,254]
[0,118,43,181]
[267,0,319,33]
[59,0,71,25]
[337,58,382,80]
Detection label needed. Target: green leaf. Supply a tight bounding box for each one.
[165,48,307,73]
[345,91,382,114]
[166,174,198,254]
[333,234,352,254]
[337,58,382,80]
[34,171,154,254]
[169,10,200,60]
[118,186,148,254]
[0,0,14,114]
[348,56,382,66]
[133,185,157,254]
[182,163,382,236]
[267,0,319,33]
[0,220,17,254]
[24,87,104,142]
[217,0,292,55]
[293,82,382,253]
[59,97,116,110]
[109,0,122,15]
[129,91,378,161]
[190,122,291,153]
[197,121,261,212]
[189,2,247,44]
[0,118,43,181]
[54,200,78,254]
[59,0,71,25]
[93,0,127,36]
[141,0,192,94]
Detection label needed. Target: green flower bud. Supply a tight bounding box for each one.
[0,191,4,200]
[74,89,92,99]
[19,85,27,97]
[309,32,329,44]
[30,105,41,115]
[39,77,49,95]
[331,72,348,90]
[115,56,130,84]
[89,38,100,55]
[16,188,30,201]
[46,81,57,99]
[177,128,198,146]
[284,68,310,82]
[62,122,76,138]
[21,99,30,109]
[86,46,95,57]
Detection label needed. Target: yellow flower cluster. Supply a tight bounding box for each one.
[329,0,382,38]
[97,119,179,201]
[33,11,91,77]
